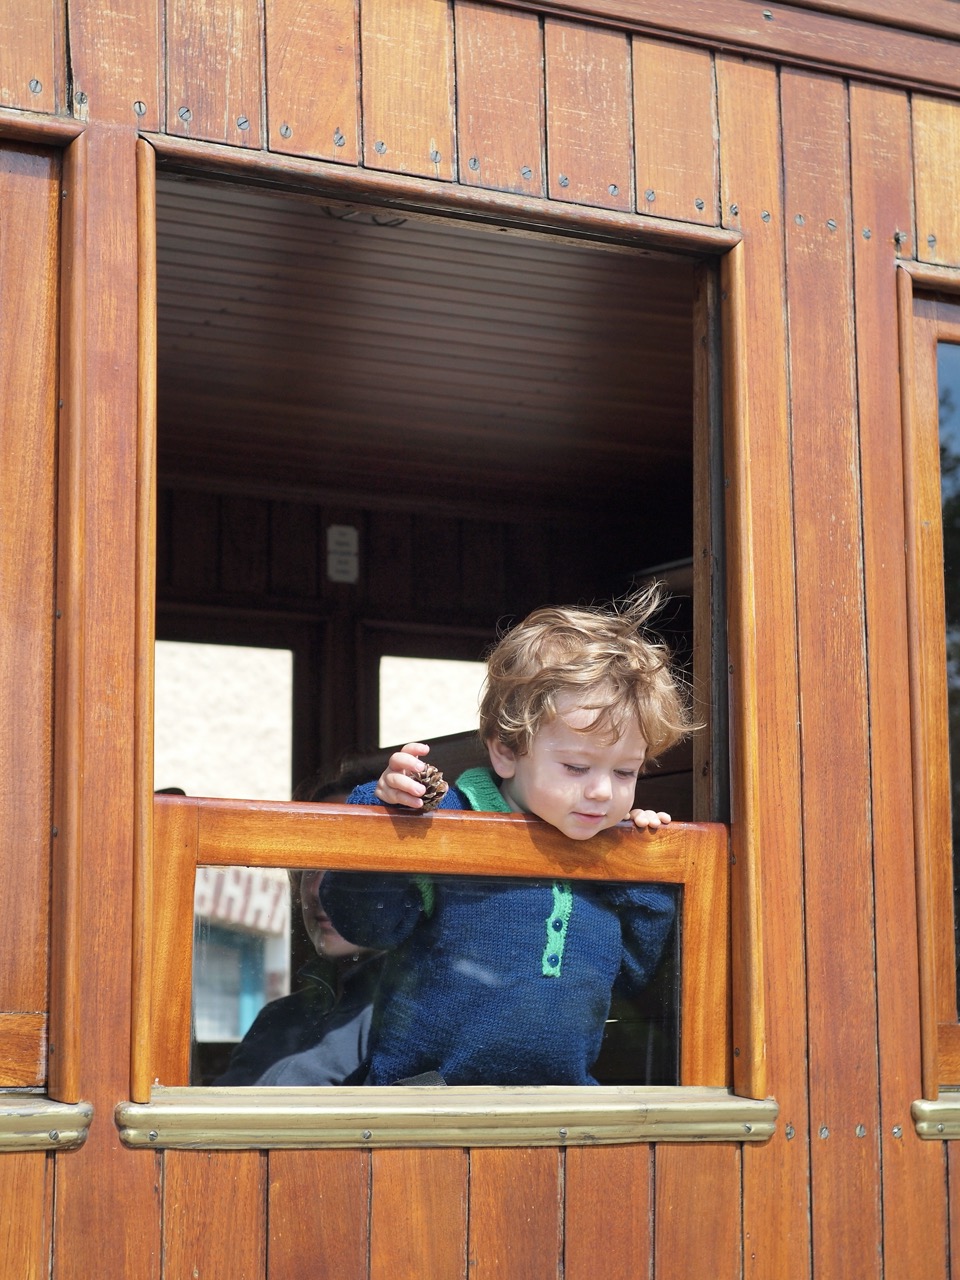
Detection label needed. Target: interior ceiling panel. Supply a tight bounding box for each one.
[156,175,697,520]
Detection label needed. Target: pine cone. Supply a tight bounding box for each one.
[419,764,449,812]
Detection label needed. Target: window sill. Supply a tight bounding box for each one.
[0,1095,93,1151]
[116,1084,778,1149]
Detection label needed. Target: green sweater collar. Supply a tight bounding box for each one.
[454,766,512,813]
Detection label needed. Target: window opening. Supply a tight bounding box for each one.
[938,342,960,1015]
[378,655,486,746]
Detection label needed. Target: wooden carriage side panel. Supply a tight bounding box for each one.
[360,0,457,181]
[0,1152,53,1279]
[653,1144,740,1280]
[563,1146,652,1280]
[268,1149,369,1280]
[543,18,632,211]
[166,0,262,147]
[163,1150,266,1278]
[0,0,57,112]
[51,126,161,1280]
[850,82,950,1278]
[370,1149,468,1280]
[454,1,545,197]
[781,68,881,1275]
[914,97,960,268]
[631,37,717,226]
[715,55,809,1280]
[265,0,358,163]
[0,144,59,1084]
[66,0,161,130]
[468,1148,561,1280]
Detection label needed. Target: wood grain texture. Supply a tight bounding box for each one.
[653,1144,740,1280]
[50,126,161,1280]
[563,1145,651,1280]
[370,1148,467,1280]
[454,1,544,196]
[782,67,881,1277]
[265,0,358,162]
[914,97,960,268]
[632,37,717,224]
[361,0,456,179]
[0,1013,46,1087]
[544,18,632,210]
[268,1149,369,1280]
[468,1148,561,1280]
[163,1150,265,1278]
[66,0,161,128]
[0,0,57,112]
[850,82,950,1279]
[716,54,810,1280]
[166,0,262,146]
[0,1151,53,1280]
[0,144,59,1025]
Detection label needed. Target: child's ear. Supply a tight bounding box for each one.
[486,737,517,779]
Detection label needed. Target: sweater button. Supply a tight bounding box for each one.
[552,919,563,931]
[547,954,559,967]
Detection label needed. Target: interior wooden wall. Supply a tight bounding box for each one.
[3,1,960,1278]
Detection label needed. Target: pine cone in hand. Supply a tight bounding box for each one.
[419,764,449,812]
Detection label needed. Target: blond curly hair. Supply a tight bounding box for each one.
[478,584,697,764]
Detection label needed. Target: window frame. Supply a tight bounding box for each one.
[126,141,774,1148]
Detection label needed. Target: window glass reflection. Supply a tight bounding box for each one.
[191,870,679,1087]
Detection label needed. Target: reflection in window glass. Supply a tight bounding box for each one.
[940,343,960,1013]
[198,869,679,1087]
[379,656,486,747]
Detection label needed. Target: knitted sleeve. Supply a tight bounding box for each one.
[607,883,678,993]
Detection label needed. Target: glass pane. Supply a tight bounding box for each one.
[379,656,486,747]
[940,343,960,1013]
[201,868,680,1087]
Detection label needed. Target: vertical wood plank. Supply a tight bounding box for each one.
[0,1152,53,1280]
[268,1149,369,1280]
[0,145,60,1026]
[361,0,456,181]
[544,19,632,211]
[370,1148,467,1280]
[850,82,950,1279]
[632,37,717,225]
[914,96,960,268]
[220,494,270,595]
[654,1145,740,1280]
[0,0,57,112]
[66,0,161,129]
[167,0,263,147]
[454,1,544,197]
[564,1146,651,1280]
[716,54,810,1280]
[270,501,319,599]
[51,125,162,1280]
[265,0,358,162]
[782,67,881,1278]
[164,1150,266,1279]
[468,1148,561,1280]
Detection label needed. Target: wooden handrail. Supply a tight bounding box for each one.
[137,795,730,1101]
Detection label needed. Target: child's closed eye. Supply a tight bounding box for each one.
[562,764,588,775]
[614,769,639,780]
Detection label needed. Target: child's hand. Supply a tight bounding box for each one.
[629,808,672,832]
[375,742,431,808]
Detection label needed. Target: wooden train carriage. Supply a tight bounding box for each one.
[4,1,960,1276]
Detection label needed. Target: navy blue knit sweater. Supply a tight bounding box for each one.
[319,768,676,1086]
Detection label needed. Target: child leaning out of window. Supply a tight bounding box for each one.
[320,585,698,1086]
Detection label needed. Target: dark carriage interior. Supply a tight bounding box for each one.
[153,172,708,1084]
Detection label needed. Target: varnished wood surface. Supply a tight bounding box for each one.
[852,85,949,1277]
[370,1149,467,1279]
[0,144,59,1041]
[0,1152,52,1280]
[163,1149,265,1278]
[468,1148,561,1280]
[268,1149,369,1280]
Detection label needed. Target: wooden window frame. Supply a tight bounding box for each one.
[116,140,777,1149]
[898,264,960,1134]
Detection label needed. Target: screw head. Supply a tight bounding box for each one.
[48,1130,60,1142]
[928,233,938,248]
[374,140,387,155]
[819,1126,830,1139]
[362,1129,372,1140]
[795,213,805,225]
[826,218,837,231]
[761,210,771,222]
[29,78,42,94]
[863,227,873,240]
[644,188,656,202]
[892,1125,903,1138]
[558,174,570,188]
[178,105,192,123]
[608,183,619,196]
[695,198,705,211]
[730,203,739,216]
[468,156,480,171]
[75,90,88,105]
[279,123,292,139]
[237,115,250,131]
[430,149,441,163]
[133,100,147,117]
[520,166,533,179]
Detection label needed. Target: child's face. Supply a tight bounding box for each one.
[487,697,648,840]
[300,869,365,959]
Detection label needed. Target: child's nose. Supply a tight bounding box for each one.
[584,773,612,800]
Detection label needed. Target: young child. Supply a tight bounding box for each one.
[320,587,696,1086]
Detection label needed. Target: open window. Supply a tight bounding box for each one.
[121,165,777,1147]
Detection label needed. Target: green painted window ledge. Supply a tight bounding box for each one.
[117,1084,778,1149]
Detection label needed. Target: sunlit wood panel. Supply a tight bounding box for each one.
[66,0,161,128]
[167,0,262,147]
[266,0,358,162]
[915,96,960,267]
[0,0,57,112]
